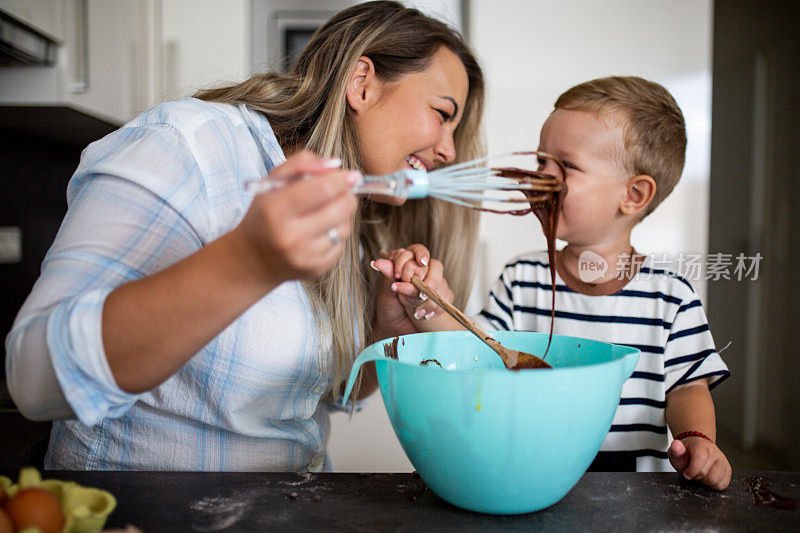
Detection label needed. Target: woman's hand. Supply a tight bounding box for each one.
[235,151,359,287]
[374,244,453,320]
[103,151,358,394]
[368,247,421,342]
[371,244,457,337]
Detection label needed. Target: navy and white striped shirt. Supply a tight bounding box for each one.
[475,251,730,472]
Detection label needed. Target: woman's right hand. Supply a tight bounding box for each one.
[235,151,359,286]
[101,151,358,393]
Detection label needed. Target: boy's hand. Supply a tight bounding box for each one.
[668,437,732,490]
[371,244,453,321]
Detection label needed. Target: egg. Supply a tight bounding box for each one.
[0,508,14,533]
[2,487,65,533]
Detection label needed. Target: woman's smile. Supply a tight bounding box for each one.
[405,154,431,171]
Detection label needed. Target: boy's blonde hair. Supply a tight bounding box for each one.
[554,76,686,216]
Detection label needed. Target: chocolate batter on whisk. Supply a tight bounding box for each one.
[472,159,567,356]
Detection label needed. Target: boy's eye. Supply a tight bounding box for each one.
[563,161,578,170]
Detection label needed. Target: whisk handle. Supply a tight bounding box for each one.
[404,170,429,198]
[350,169,429,199]
[245,169,430,199]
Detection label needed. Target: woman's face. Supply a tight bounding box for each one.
[349,47,469,205]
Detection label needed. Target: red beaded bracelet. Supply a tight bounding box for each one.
[674,430,714,443]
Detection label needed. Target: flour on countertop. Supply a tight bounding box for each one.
[280,472,314,486]
[189,494,250,532]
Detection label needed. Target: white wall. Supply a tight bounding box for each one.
[328,0,713,472]
[472,0,713,301]
[160,0,251,101]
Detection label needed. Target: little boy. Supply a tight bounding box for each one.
[373,76,732,489]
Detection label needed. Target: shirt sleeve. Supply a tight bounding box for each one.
[5,122,209,426]
[663,296,730,393]
[474,266,516,331]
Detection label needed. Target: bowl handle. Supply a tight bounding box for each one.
[621,347,640,379]
[341,350,385,406]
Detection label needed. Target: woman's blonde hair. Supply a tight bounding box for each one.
[195,1,485,397]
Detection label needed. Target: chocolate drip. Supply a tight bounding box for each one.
[465,159,567,357]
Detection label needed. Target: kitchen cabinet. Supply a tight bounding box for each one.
[0,0,64,40]
[63,0,158,124]
[0,0,148,124]
[0,0,250,124]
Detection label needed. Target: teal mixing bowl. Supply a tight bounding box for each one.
[342,331,639,514]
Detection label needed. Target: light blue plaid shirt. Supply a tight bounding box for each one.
[6,98,341,471]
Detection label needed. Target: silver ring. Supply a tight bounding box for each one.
[326,227,341,246]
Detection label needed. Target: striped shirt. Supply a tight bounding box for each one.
[474,251,730,472]
[6,98,344,471]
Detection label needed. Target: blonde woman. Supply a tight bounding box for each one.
[5,1,484,471]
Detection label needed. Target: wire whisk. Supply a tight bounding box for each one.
[245,151,566,211]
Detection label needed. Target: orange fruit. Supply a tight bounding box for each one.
[3,486,65,533]
[0,508,14,533]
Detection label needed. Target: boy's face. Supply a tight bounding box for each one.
[538,108,630,247]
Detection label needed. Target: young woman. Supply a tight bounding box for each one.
[5,1,484,471]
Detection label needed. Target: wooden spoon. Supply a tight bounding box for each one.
[409,275,551,370]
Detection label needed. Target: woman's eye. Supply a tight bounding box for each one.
[436,109,451,121]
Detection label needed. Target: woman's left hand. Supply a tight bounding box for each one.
[369,251,421,341]
[370,244,453,340]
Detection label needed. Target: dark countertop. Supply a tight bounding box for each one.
[20,471,797,532]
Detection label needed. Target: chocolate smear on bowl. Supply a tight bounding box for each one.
[383,337,399,359]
